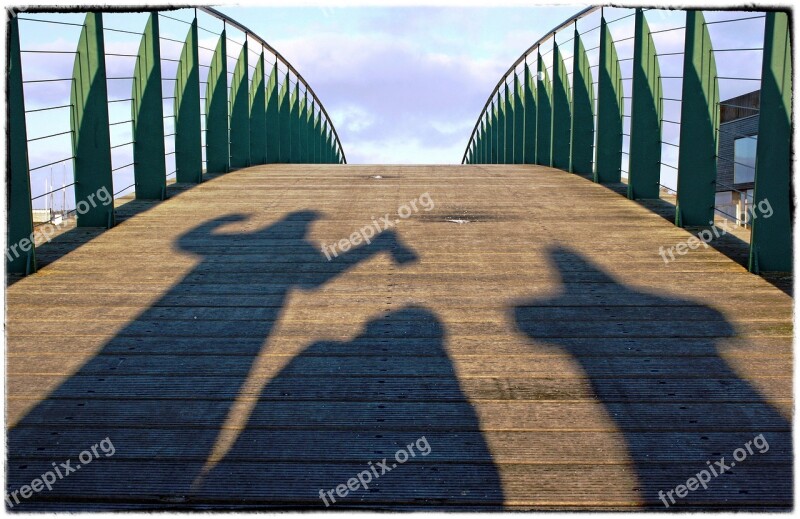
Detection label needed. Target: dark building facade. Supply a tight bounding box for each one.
[716,90,759,225]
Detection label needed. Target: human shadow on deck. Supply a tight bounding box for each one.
[198,306,505,509]
[512,246,792,510]
[10,211,482,510]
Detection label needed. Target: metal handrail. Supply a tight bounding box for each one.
[200,6,346,163]
[461,5,601,163]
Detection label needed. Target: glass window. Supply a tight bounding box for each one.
[733,136,757,184]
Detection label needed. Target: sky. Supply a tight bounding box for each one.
[215,5,589,164]
[16,4,766,208]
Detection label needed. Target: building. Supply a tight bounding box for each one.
[716,90,760,226]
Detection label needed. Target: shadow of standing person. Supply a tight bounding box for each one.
[199,306,505,510]
[512,246,791,510]
[7,210,418,510]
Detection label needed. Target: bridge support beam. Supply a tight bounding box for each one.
[750,11,792,273]
[132,13,166,200]
[250,50,267,165]
[514,73,524,164]
[536,50,552,166]
[230,41,250,168]
[7,15,36,274]
[595,16,623,184]
[628,8,663,199]
[490,100,499,164]
[523,64,537,164]
[278,72,291,163]
[551,40,572,170]
[675,10,719,227]
[571,28,595,176]
[289,83,300,162]
[298,92,308,162]
[504,82,514,164]
[266,63,280,163]
[71,12,115,227]
[205,30,229,174]
[174,17,202,184]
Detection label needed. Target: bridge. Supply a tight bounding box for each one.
[5,6,793,512]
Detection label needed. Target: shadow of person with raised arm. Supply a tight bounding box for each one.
[512,246,791,510]
[7,210,417,511]
[199,306,504,510]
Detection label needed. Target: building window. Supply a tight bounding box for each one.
[733,136,757,184]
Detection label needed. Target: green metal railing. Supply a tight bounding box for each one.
[463,7,791,274]
[8,7,346,275]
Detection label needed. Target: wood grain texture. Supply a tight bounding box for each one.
[6,164,793,511]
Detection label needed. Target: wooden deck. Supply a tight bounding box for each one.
[6,164,793,510]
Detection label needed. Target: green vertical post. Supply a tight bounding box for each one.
[205,30,228,174]
[536,50,552,166]
[497,92,507,163]
[571,29,595,176]
[628,9,663,199]
[490,100,499,163]
[289,83,300,162]
[523,63,537,164]
[504,82,514,163]
[7,15,35,274]
[265,63,280,163]
[250,50,267,165]
[71,12,114,227]
[551,41,572,170]
[174,17,202,184]
[229,41,249,168]
[131,13,166,199]
[514,73,524,164]
[595,16,624,184]
[675,11,719,227]
[480,120,487,163]
[307,100,315,163]
[312,112,321,163]
[278,71,290,163]
[321,120,329,163]
[750,12,792,273]
[298,92,307,162]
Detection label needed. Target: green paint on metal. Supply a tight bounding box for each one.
[321,120,329,163]
[131,13,166,199]
[229,41,250,168]
[480,119,488,163]
[249,50,267,165]
[595,17,624,184]
[205,30,229,174]
[536,51,552,166]
[514,74,524,164]
[7,15,35,274]
[289,83,300,162]
[504,83,514,164]
[298,92,308,162]
[490,101,499,164]
[523,63,537,164]
[307,100,316,164]
[174,17,202,184]
[278,72,291,163]
[70,12,114,227]
[551,42,572,170]
[750,12,792,273]
[265,63,280,163]
[571,28,595,176]
[675,10,719,227]
[313,111,321,163]
[628,9,663,199]
[497,92,507,163]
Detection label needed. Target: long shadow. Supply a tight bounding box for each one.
[6,210,432,510]
[512,246,792,510]
[198,306,504,509]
